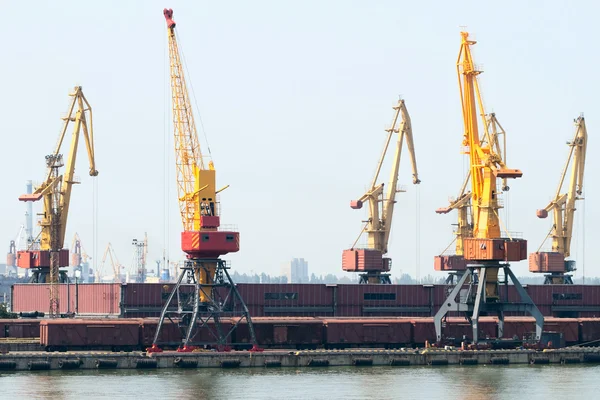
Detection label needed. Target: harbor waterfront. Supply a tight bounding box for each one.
[1,348,600,370]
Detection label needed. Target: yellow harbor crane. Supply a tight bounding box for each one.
[342,99,420,284]
[434,113,509,282]
[529,116,587,284]
[434,32,543,343]
[17,87,98,318]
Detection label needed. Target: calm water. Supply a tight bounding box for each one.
[1,365,597,399]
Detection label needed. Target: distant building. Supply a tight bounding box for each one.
[281,258,309,283]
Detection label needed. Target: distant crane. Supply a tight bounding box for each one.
[342,99,420,284]
[99,243,124,283]
[433,32,543,344]
[149,9,258,353]
[16,86,98,318]
[132,233,148,283]
[529,116,587,284]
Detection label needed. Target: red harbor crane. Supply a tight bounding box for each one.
[148,8,259,353]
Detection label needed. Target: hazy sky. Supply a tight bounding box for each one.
[0,1,596,281]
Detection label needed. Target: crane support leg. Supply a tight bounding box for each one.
[434,263,544,344]
[505,267,543,341]
[149,258,259,352]
[434,269,472,342]
[471,267,487,343]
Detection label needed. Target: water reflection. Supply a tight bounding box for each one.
[0,365,598,399]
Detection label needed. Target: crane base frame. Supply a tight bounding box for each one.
[27,269,70,284]
[358,272,391,284]
[150,258,258,351]
[444,271,471,285]
[543,273,574,285]
[434,263,544,343]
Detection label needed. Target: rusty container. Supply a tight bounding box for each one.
[322,317,412,347]
[464,238,506,261]
[529,252,565,273]
[337,284,430,309]
[342,249,384,272]
[504,239,527,262]
[16,249,70,268]
[434,255,467,271]
[12,284,122,315]
[40,319,140,349]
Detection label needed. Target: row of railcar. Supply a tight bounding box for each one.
[12,283,600,319]
[11,283,600,318]
[1,316,598,351]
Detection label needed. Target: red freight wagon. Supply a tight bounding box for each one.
[411,318,436,345]
[231,317,323,350]
[140,318,232,349]
[322,318,412,349]
[40,319,140,351]
[502,317,536,339]
[544,317,579,344]
[442,317,497,341]
[579,318,600,343]
[0,319,41,338]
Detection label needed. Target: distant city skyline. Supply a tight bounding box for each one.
[281,258,309,283]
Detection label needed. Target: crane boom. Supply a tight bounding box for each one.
[343,99,420,284]
[165,9,213,233]
[529,116,587,283]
